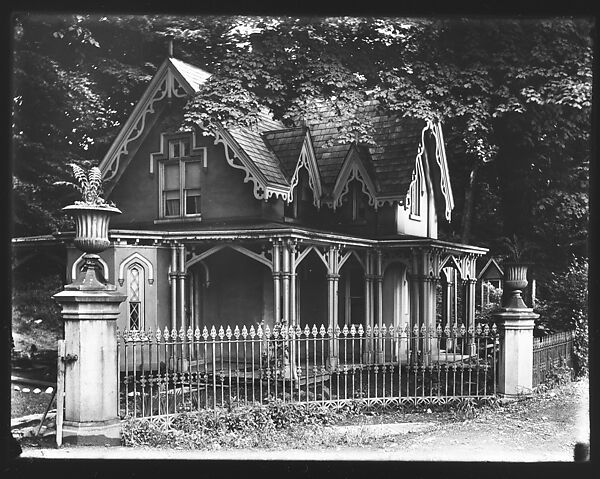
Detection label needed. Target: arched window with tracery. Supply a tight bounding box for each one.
[127,264,145,330]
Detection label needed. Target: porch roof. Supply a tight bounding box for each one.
[35,226,487,255]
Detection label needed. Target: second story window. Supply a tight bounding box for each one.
[160,137,203,218]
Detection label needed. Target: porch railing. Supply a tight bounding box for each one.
[532,330,574,387]
[117,322,500,418]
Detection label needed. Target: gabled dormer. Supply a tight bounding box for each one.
[99,57,211,191]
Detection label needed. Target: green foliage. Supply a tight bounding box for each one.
[54,164,112,206]
[121,401,341,449]
[538,257,588,376]
[12,14,591,274]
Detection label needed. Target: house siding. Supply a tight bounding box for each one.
[109,108,283,229]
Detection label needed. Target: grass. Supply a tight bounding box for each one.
[121,398,492,450]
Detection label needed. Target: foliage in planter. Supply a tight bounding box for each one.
[537,256,588,377]
[54,164,114,206]
[499,234,535,262]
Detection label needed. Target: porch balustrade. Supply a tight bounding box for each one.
[117,321,500,419]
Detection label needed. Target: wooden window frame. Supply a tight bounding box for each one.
[158,137,206,219]
[127,264,145,331]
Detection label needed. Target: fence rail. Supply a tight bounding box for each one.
[532,330,574,387]
[117,322,500,418]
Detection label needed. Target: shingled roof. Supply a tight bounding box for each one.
[165,59,429,202]
[298,99,427,198]
[262,128,307,181]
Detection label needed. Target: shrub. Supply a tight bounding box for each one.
[537,257,588,377]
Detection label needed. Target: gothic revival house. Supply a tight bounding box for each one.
[18,55,488,364]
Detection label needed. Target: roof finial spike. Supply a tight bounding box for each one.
[168,38,174,58]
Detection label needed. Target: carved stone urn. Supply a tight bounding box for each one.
[502,262,531,309]
[63,204,122,254]
[63,204,121,290]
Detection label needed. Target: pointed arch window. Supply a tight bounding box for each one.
[127,264,145,330]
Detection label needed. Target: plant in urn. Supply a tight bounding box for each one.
[500,234,534,309]
[61,164,121,290]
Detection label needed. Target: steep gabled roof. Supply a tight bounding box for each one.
[262,128,307,181]
[100,56,454,219]
[169,57,211,91]
[227,112,288,186]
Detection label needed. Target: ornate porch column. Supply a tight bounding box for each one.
[178,244,186,333]
[326,245,340,369]
[281,241,291,325]
[363,250,374,363]
[170,244,178,330]
[288,240,297,326]
[272,240,282,323]
[374,249,384,363]
[465,277,477,355]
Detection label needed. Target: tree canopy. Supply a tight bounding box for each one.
[11,14,592,283]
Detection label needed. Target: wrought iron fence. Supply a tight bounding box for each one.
[117,322,500,418]
[532,330,574,387]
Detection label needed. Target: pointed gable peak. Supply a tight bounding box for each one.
[165,57,211,93]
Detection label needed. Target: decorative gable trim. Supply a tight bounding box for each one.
[477,257,504,281]
[331,145,378,210]
[405,153,426,219]
[99,59,195,185]
[213,126,289,202]
[439,254,464,279]
[401,120,454,221]
[287,132,323,208]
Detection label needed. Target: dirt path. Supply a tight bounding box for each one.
[16,378,589,462]
[362,377,589,461]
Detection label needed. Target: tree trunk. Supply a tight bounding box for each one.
[460,162,480,244]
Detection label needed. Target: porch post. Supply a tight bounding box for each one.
[282,241,290,325]
[170,244,178,331]
[178,244,186,334]
[287,240,298,380]
[444,268,453,327]
[363,250,374,363]
[289,240,297,326]
[326,245,339,369]
[465,277,477,354]
[272,241,282,323]
[409,249,421,363]
[375,249,384,363]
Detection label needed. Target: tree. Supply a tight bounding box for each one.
[12,15,592,283]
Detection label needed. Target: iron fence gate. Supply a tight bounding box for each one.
[532,330,574,387]
[117,322,500,418]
